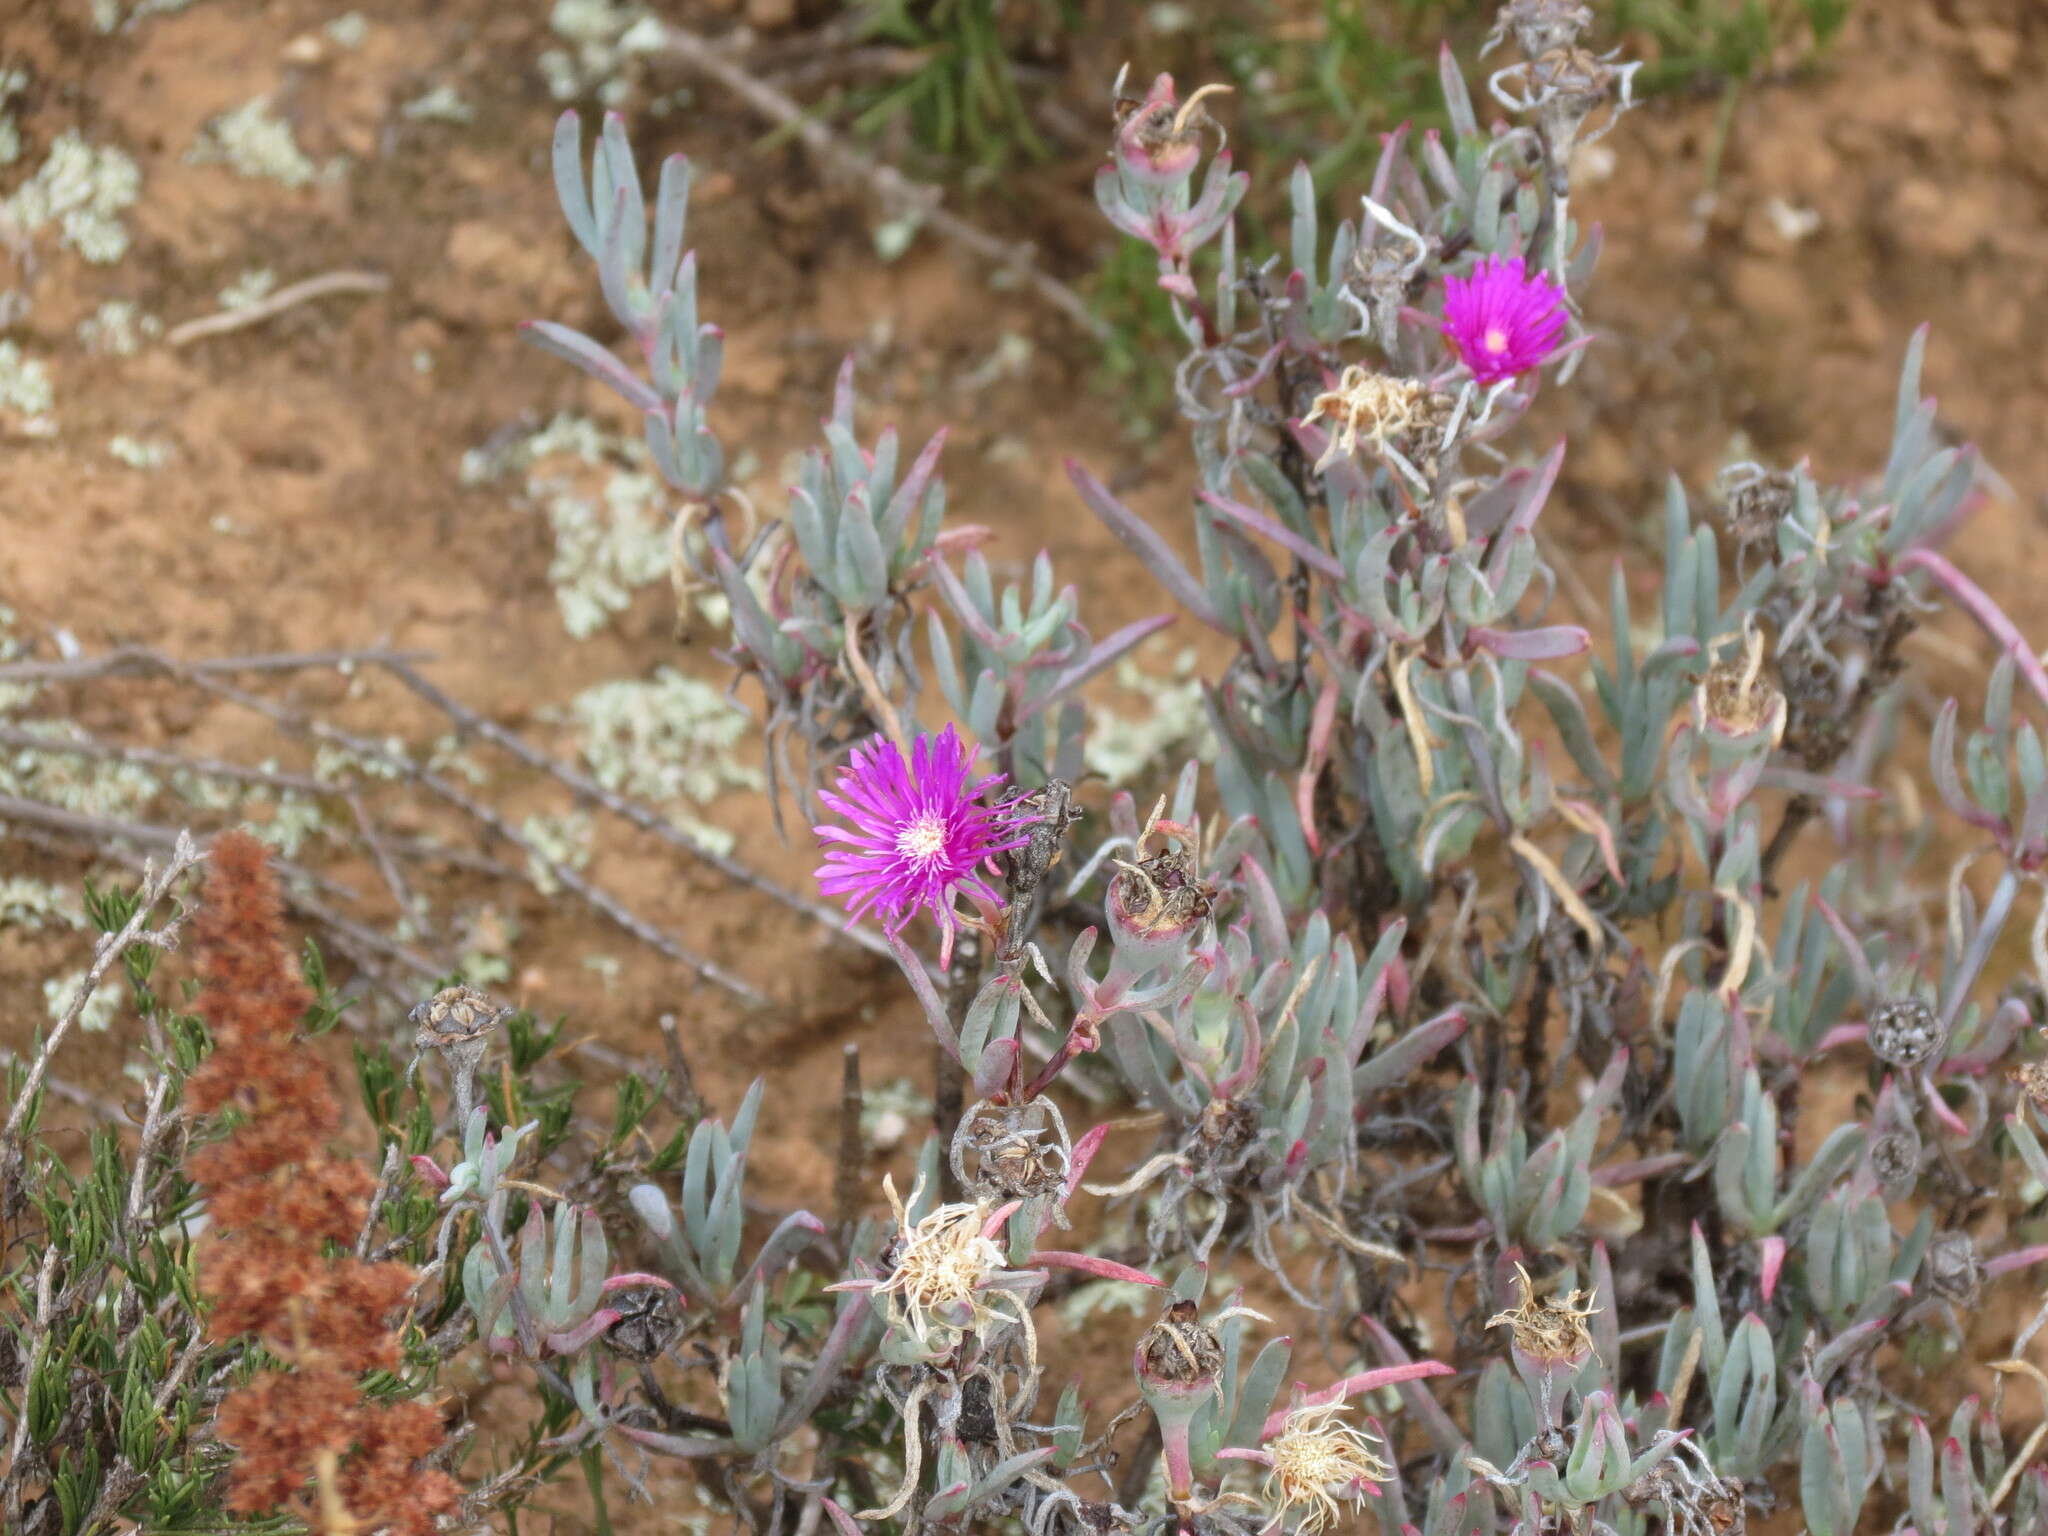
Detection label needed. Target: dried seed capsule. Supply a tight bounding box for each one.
[1868,1126,1922,1196]
[1868,997,1944,1069]
[995,779,1082,900]
[409,983,510,1053]
[1923,1231,1983,1308]
[1133,1298,1227,1503]
[956,1374,999,1444]
[1110,73,1223,189]
[603,1284,685,1362]
[409,983,509,1122]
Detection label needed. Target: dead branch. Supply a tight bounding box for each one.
[661,24,1108,343]
[165,269,391,348]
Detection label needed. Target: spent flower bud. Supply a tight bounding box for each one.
[1134,1298,1224,1501]
[1111,73,1222,189]
[1489,0,1595,56]
[1107,808,1215,969]
[1922,1231,1983,1308]
[1695,627,1787,750]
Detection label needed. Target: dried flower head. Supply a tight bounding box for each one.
[1487,1262,1600,1364]
[1490,0,1595,56]
[1263,1399,1392,1535]
[1869,996,1944,1069]
[1440,255,1567,386]
[2010,1057,2048,1113]
[958,1105,1070,1202]
[1111,845,1214,937]
[1303,367,1455,475]
[1136,1298,1225,1391]
[1108,802,1215,957]
[868,1175,1030,1354]
[1717,464,1797,545]
[1778,648,1848,766]
[1112,71,1231,183]
[814,725,1030,962]
[1527,45,1620,117]
[1696,626,1787,746]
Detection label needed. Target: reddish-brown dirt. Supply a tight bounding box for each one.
[5,0,2048,1527]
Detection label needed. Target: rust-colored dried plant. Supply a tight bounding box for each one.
[184,830,460,1534]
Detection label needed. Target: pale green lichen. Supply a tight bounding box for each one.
[92,0,197,31]
[188,98,326,189]
[313,737,412,784]
[545,466,669,639]
[401,84,474,124]
[244,794,326,857]
[44,968,122,1033]
[1057,1278,1158,1330]
[77,300,161,356]
[468,414,673,640]
[0,722,162,820]
[426,733,490,787]
[165,767,244,814]
[0,341,54,417]
[564,668,761,855]
[0,67,28,167]
[541,0,662,107]
[322,11,368,47]
[218,268,277,309]
[455,905,518,988]
[108,434,172,469]
[521,809,594,896]
[1084,649,1216,786]
[2,130,142,264]
[0,877,84,932]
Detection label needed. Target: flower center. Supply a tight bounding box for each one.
[895,814,948,862]
[1483,325,1510,354]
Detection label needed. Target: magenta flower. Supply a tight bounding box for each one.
[1440,254,1567,385]
[814,726,1028,961]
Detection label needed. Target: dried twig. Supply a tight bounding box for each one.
[166,269,391,347]
[0,644,427,685]
[0,793,430,999]
[835,1042,864,1240]
[661,24,1108,342]
[658,1012,705,1122]
[0,721,331,795]
[177,668,772,1007]
[377,657,900,968]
